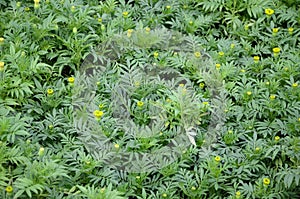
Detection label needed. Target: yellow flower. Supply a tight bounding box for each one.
[266,81,270,85]
[145,27,151,33]
[34,0,40,3]
[265,8,274,16]
[166,98,171,103]
[199,82,205,89]
[269,95,276,100]
[0,61,4,71]
[194,51,201,58]
[137,101,144,107]
[166,5,171,9]
[202,101,209,105]
[253,56,260,62]
[255,147,260,152]
[246,91,252,96]
[114,143,120,149]
[98,18,102,23]
[162,193,167,198]
[179,83,185,87]
[127,29,133,37]
[272,28,279,33]
[68,77,75,83]
[191,186,196,191]
[136,176,140,179]
[98,104,104,109]
[189,20,193,25]
[73,27,78,34]
[0,37,4,43]
[38,147,45,156]
[153,51,159,58]
[218,51,224,56]
[47,88,54,95]
[275,136,280,141]
[100,188,105,193]
[34,2,40,9]
[298,118,300,122]
[230,43,235,49]
[273,47,280,54]
[93,110,104,118]
[263,177,270,185]
[292,83,298,88]
[236,191,241,198]
[215,63,221,69]
[25,7,30,11]
[122,11,129,17]
[244,24,249,31]
[288,27,294,34]
[214,156,221,162]
[71,5,75,12]
[240,69,246,73]
[5,186,13,193]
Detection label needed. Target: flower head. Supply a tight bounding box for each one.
[98,18,102,23]
[214,156,221,162]
[191,186,196,191]
[153,51,159,58]
[218,51,224,56]
[47,88,54,95]
[273,47,280,53]
[5,186,13,193]
[253,56,260,62]
[236,191,241,198]
[215,63,221,69]
[166,5,171,9]
[137,101,144,107]
[0,61,4,71]
[270,95,276,100]
[230,43,235,49]
[145,27,151,33]
[93,110,104,118]
[0,37,4,43]
[265,8,274,16]
[194,51,201,58]
[68,77,75,84]
[247,91,252,96]
[114,143,120,149]
[292,83,298,88]
[122,11,129,17]
[199,82,205,89]
[275,136,280,141]
[263,177,270,185]
[38,147,45,156]
[127,29,133,37]
[288,27,294,34]
[162,193,167,198]
[272,28,279,33]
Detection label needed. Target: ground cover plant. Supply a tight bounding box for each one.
[0,0,299,198]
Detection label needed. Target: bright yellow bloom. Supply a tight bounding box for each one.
[68,77,75,83]
[0,61,4,71]
[162,193,167,198]
[215,63,221,69]
[47,88,54,95]
[127,29,133,37]
[0,37,4,43]
[122,11,129,17]
[236,191,241,198]
[179,83,185,87]
[189,20,193,25]
[34,2,40,9]
[247,91,252,96]
[270,95,276,100]
[292,83,298,88]
[275,136,280,141]
[191,186,196,191]
[5,186,13,193]
[25,7,30,11]
[273,47,280,53]
[166,5,171,9]
[166,98,171,103]
[255,147,260,152]
[71,6,75,12]
[202,101,209,105]
[38,147,45,156]
[253,56,260,62]
[298,118,300,122]
[98,18,102,23]
[240,69,246,73]
[288,27,294,34]
[145,27,151,32]
[266,81,270,85]
[214,156,221,162]
[194,51,201,58]
[265,8,274,16]
[153,51,159,58]
[114,143,120,149]
[263,178,270,185]
[199,82,205,89]
[93,110,104,118]
[272,28,279,33]
[218,51,224,56]
[137,101,144,107]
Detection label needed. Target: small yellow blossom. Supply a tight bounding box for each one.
[270,95,276,100]
[25,7,30,11]
[5,186,13,193]
[127,29,133,37]
[236,191,241,198]
[100,188,105,193]
[93,110,104,118]
[263,177,270,185]
[215,63,221,69]
[145,27,151,33]
[71,5,75,12]
[136,176,140,179]
[114,143,120,149]
[179,83,185,87]
[246,91,252,96]
[166,5,171,9]
[38,147,45,156]
[34,2,40,9]
[48,125,54,129]
[218,51,224,56]
[265,8,274,16]
[272,28,279,33]
[68,77,75,83]
[240,69,246,73]
[47,88,54,95]
[73,27,78,34]
[189,20,193,25]
[34,0,40,3]
[98,18,102,23]
[199,82,205,89]
[292,83,298,88]
[191,186,196,191]
[275,136,280,141]
[194,51,201,58]
[166,98,171,103]
[214,156,221,162]
[122,11,129,17]
[273,47,280,56]
[253,56,260,62]
[0,37,4,43]
[162,193,167,198]
[137,101,144,107]
[202,101,209,105]
[255,147,260,152]
[288,27,294,34]
[266,81,270,85]
[298,118,300,122]
[0,61,4,71]
[153,51,159,58]
[244,24,249,31]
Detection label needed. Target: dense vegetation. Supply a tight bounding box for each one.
[0,0,299,198]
